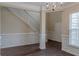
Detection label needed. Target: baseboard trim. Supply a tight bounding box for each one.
[1,32,39,48]
[1,43,39,49]
[48,39,61,43]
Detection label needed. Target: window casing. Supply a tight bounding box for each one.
[69,12,79,48]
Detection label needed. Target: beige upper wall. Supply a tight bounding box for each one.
[1,7,32,34]
[46,12,62,32]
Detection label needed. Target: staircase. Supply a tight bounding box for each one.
[8,8,40,32]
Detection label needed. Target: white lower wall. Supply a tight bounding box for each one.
[1,32,39,48]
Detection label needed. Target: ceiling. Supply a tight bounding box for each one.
[20,2,76,6]
[0,2,79,12]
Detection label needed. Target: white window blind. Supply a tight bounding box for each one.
[69,12,79,47]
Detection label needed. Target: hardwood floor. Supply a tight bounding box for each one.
[1,40,74,56]
[27,40,74,56]
[1,44,40,56]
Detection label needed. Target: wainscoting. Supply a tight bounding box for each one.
[1,32,39,48]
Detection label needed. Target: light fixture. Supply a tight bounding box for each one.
[52,2,56,11]
[46,2,63,12]
[46,3,49,9]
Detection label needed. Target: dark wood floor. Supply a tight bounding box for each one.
[1,44,40,56]
[1,40,74,56]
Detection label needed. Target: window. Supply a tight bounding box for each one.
[69,12,79,48]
